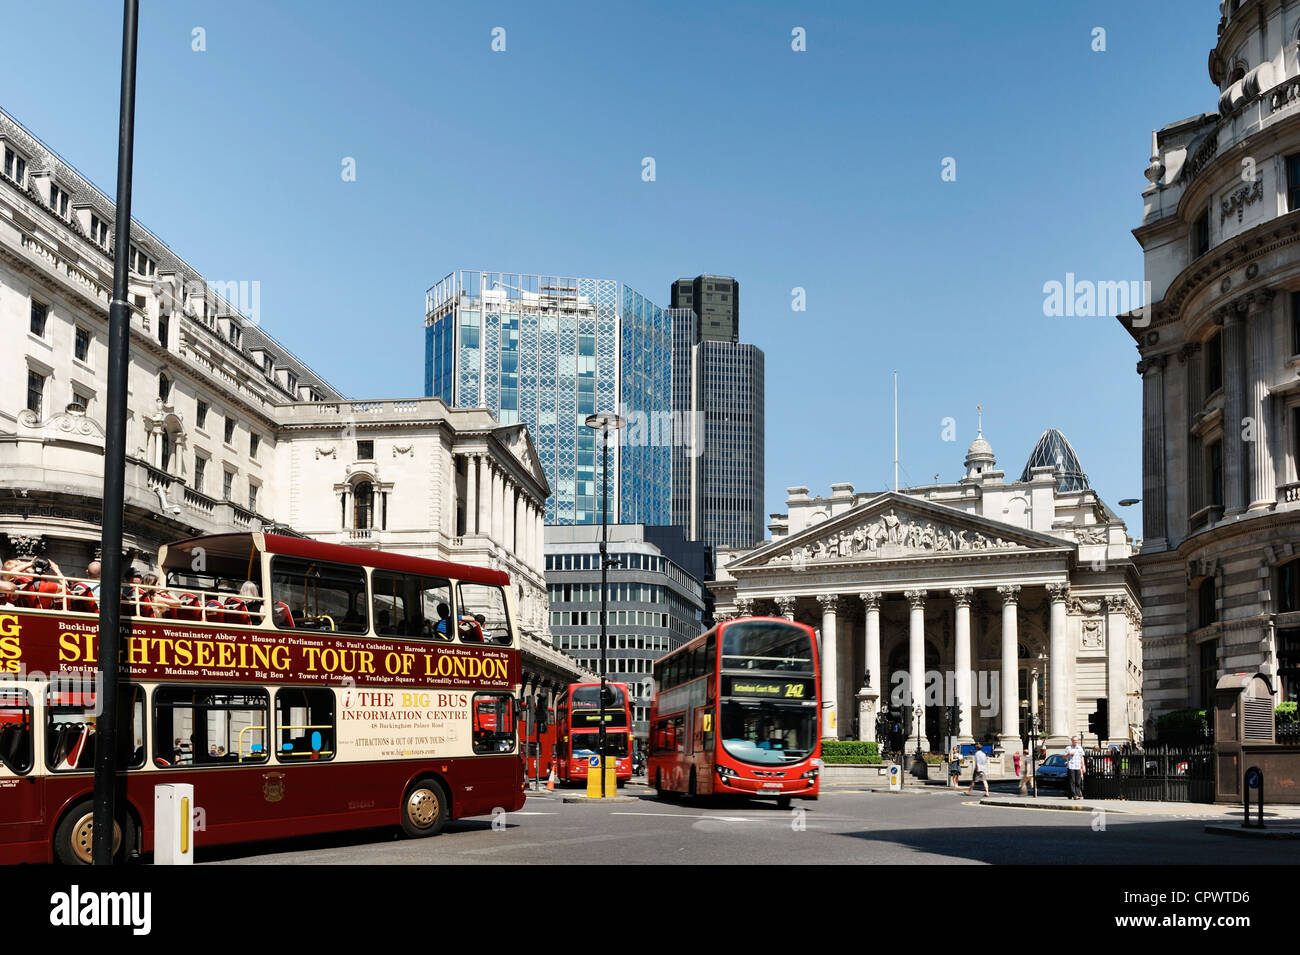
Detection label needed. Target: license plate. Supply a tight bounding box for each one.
[761,782,783,789]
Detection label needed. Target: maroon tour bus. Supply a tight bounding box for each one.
[0,532,524,864]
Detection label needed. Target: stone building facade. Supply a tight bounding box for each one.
[709,430,1143,754]
[1122,0,1300,719]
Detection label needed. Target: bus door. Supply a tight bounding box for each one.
[0,687,40,832]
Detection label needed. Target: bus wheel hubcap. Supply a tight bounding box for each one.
[407,788,439,828]
[71,814,121,864]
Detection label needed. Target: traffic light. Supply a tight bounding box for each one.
[1088,698,1109,738]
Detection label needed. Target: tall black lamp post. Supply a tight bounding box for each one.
[93,0,140,865]
[585,412,624,798]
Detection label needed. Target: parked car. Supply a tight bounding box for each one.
[1036,754,1069,788]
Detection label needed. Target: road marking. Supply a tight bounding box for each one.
[509,811,557,815]
[610,811,754,822]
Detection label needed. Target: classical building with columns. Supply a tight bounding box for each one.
[709,429,1143,755]
[1122,0,1300,719]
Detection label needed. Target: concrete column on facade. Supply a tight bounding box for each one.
[775,596,796,621]
[857,591,882,742]
[447,454,459,541]
[535,507,544,572]
[1247,290,1277,511]
[478,455,492,538]
[464,455,478,535]
[1222,304,1248,515]
[1104,595,1130,742]
[1138,354,1168,541]
[997,585,1021,753]
[491,466,504,542]
[905,589,928,752]
[950,587,975,745]
[735,597,754,619]
[1046,583,1070,747]
[505,482,517,554]
[817,595,841,739]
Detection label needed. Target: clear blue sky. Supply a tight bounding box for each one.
[2,1,1219,535]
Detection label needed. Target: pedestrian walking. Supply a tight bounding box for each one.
[1064,735,1085,799]
[1019,750,1036,796]
[965,745,989,796]
[949,745,961,788]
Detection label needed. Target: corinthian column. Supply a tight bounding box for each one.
[950,587,975,744]
[1046,582,1070,747]
[817,594,841,739]
[858,591,882,743]
[1247,290,1276,511]
[775,596,796,621]
[997,585,1021,754]
[465,455,478,535]
[1222,305,1248,516]
[905,589,928,751]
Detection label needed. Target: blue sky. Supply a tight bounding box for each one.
[2,1,1218,534]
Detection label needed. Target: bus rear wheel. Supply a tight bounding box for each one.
[54,799,134,866]
[400,778,449,838]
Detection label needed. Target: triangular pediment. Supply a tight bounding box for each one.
[730,492,1072,571]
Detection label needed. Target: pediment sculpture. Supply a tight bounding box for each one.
[764,508,1025,566]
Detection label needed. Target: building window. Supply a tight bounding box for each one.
[250,433,260,459]
[248,483,259,514]
[158,373,171,403]
[1279,629,1300,704]
[1198,577,1217,628]
[224,417,235,445]
[1280,559,1300,613]
[3,146,27,186]
[196,399,208,430]
[285,371,298,394]
[74,326,90,362]
[354,482,374,530]
[263,353,274,373]
[1193,206,1210,258]
[129,245,155,277]
[1199,640,1219,709]
[160,429,174,473]
[30,300,48,337]
[356,440,374,461]
[26,370,45,417]
[1208,439,1224,507]
[222,470,234,502]
[69,389,89,412]
[1293,292,1300,357]
[194,455,206,494]
[89,213,110,248]
[48,182,71,219]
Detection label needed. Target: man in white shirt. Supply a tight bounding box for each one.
[1064,736,1085,800]
[965,745,989,796]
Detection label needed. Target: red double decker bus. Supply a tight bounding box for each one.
[0,532,524,864]
[649,617,821,807]
[551,682,633,784]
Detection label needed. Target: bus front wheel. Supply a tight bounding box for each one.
[400,778,449,838]
[54,799,134,866]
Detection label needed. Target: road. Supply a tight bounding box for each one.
[197,784,1300,865]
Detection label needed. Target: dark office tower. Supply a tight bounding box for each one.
[670,274,739,343]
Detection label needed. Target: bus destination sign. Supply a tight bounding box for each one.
[722,676,813,700]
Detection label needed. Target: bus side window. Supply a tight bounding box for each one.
[471,693,515,754]
[275,688,335,762]
[0,689,34,775]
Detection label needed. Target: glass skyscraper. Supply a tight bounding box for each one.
[425,270,672,526]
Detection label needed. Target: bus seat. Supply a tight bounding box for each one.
[175,593,201,621]
[222,596,251,625]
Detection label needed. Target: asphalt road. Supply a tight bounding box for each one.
[196,785,1300,865]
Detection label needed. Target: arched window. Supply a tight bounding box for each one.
[161,429,174,472]
[1197,577,1217,628]
[353,481,374,530]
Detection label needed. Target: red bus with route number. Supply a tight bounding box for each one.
[0,532,525,864]
[551,682,633,784]
[649,617,821,806]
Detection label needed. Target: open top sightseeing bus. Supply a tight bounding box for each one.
[0,532,524,864]
[649,617,821,806]
[551,681,633,784]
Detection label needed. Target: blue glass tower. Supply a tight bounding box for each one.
[425,270,673,527]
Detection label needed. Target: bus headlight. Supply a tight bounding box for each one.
[801,767,820,779]
[716,765,738,779]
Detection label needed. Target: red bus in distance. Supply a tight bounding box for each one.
[551,682,633,785]
[649,617,821,807]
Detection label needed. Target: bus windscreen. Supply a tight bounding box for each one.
[721,621,814,672]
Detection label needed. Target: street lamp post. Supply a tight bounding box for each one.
[585,412,624,799]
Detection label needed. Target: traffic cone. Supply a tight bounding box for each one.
[547,766,557,791]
